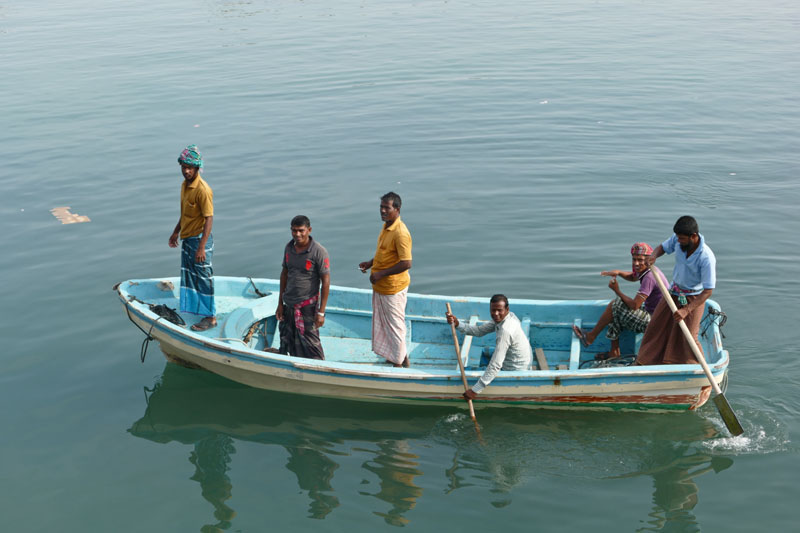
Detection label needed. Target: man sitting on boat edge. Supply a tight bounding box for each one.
[446,295,532,400]
[572,242,668,360]
[275,215,330,360]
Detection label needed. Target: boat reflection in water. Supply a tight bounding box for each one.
[128,364,733,529]
[129,363,436,526]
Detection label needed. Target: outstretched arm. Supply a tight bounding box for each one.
[601,269,637,282]
[467,333,510,397]
[646,245,665,266]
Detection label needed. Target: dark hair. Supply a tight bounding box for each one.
[381,192,402,210]
[490,294,509,308]
[291,215,311,228]
[673,216,699,236]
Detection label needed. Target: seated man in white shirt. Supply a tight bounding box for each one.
[445,294,533,400]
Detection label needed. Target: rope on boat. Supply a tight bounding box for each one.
[579,355,637,369]
[701,308,728,339]
[125,302,164,363]
[247,277,269,298]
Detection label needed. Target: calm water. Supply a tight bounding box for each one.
[2,0,799,531]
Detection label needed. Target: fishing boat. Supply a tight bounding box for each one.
[115,276,730,412]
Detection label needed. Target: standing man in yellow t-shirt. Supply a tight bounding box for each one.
[168,144,216,331]
[358,192,413,367]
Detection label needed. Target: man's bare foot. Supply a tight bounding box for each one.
[191,317,217,331]
[263,347,281,354]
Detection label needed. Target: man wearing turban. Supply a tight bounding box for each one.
[168,145,217,331]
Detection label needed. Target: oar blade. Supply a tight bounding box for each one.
[712,393,744,436]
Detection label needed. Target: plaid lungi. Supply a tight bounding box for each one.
[180,234,215,317]
[279,295,325,360]
[371,288,408,364]
[605,297,651,341]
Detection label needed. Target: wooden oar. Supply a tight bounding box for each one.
[650,268,744,436]
[446,303,481,437]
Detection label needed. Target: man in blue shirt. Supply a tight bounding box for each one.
[635,216,716,365]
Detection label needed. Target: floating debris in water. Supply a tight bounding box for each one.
[539,100,548,104]
[50,206,90,224]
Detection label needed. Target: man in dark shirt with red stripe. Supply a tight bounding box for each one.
[275,215,331,359]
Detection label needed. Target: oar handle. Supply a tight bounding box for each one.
[446,303,477,421]
[651,267,723,395]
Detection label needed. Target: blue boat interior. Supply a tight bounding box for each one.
[121,277,725,370]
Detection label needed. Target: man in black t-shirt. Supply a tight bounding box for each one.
[275,215,331,359]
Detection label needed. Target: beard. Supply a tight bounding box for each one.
[679,242,690,252]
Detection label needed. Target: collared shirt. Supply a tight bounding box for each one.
[282,237,330,306]
[661,233,716,295]
[180,176,214,239]
[456,311,532,394]
[371,217,412,295]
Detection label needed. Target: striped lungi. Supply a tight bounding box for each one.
[371,288,408,364]
[180,234,216,317]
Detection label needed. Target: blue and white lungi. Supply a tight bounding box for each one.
[181,234,216,317]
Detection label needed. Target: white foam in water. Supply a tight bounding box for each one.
[699,413,789,455]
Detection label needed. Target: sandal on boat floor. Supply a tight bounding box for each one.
[191,318,217,331]
[572,325,590,347]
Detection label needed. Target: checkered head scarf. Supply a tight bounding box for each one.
[630,242,653,256]
[178,145,203,168]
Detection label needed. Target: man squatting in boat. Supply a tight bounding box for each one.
[635,216,717,365]
[446,295,533,400]
[275,215,331,360]
[572,242,668,360]
[168,145,217,331]
[358,192,413,368]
